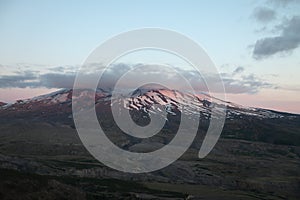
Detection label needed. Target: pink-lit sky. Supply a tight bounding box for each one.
[0,0,299,114]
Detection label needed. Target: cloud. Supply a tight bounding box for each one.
[232,66,245,75]
[0,64,274,95]
[0,70,39,88]
[47,65,78,73]
[268,0,298,7]
[277,85,300,92]
[222,73,273,94]
[253,16,300,59]
[253,7,276,23]
[250,0,300,59]
[47,66,65,72]
[40,73,75,88]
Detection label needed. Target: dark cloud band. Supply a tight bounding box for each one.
[0,64,274,95]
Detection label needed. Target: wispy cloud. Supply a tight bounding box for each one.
[232,66,245,75]
[267,0,297,7]
[0,64,275,95]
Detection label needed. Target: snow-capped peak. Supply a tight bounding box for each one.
[0,88,290,119]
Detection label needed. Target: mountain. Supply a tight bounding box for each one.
[0,88,299,146]
[0,88,300,199]
[0,87,293,119]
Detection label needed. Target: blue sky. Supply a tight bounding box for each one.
[0,0,255,65]
[0,0,299,113]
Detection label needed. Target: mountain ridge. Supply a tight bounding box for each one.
[0,88,298,117]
